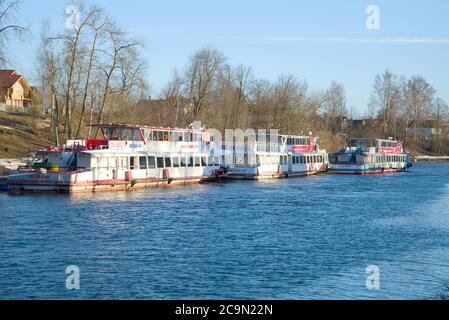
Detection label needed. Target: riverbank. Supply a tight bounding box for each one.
[0,111,52,158]
[414,156,449,163]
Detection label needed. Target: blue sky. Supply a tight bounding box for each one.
[6,0,449,115]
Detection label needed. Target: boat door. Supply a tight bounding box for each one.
[288,154,293,173]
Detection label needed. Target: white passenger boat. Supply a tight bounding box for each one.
[225,133,329,180]
[328,138,412,175]
[7,124,226,193]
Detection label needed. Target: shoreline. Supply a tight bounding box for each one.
[414,156,449,164]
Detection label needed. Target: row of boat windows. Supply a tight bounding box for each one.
[292,155,326,165]
[286,138,309,146]
[364,155,407,163]
[255,155,326,165]
[131,156,220,170]
[106,128,208,142]
[380,141,398,148]
[143,130,206,142]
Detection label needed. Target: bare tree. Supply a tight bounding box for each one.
[269,75,305,131]
[94,23,142,136]
[323,81,347,134]
[430,97,449,155]
[58,2,97,138]
[185,48,226,123]
[248,79,274,129]
[36,21,61,144]
[402,76,435,152]
[35,3,148,140]
[162,70,184,127]
[369,71,402,138]
[0,0,26,66]
[232,65,252,129]
[75,6,107,138]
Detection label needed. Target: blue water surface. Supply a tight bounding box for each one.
[1,164,449,300]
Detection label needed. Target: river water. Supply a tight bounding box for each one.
[1,163,449,300]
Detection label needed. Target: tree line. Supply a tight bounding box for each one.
[1,0,448,155]
[153,48,448,154]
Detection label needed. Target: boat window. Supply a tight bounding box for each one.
[165,157,172,168]
[188,157,194,167]
[91,157,98,168]
[180,157,187,167]
[195,157,201,167]
[173,157,180,168]
[139,157,147,170]
[121,158,127,169]
[157,157,164,168]
[153,131,169,142]
[148,157,156,169]
[170,132,179,141]
[130,157,137,170]
[191,133,200,142]
[141,129,149,141]
[201,157,207,167]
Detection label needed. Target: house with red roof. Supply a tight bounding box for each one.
[0,70,38,110]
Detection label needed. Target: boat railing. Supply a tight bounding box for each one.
[17,166,88,174]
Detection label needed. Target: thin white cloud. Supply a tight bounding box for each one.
[210,36,449,45]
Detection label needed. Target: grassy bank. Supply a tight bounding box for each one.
[0,111,53,158]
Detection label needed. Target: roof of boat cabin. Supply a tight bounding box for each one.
[350,138,401,143]
[89,124,208,133]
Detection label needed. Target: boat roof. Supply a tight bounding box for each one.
[89,124,208,133]
[351,137,401,143]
